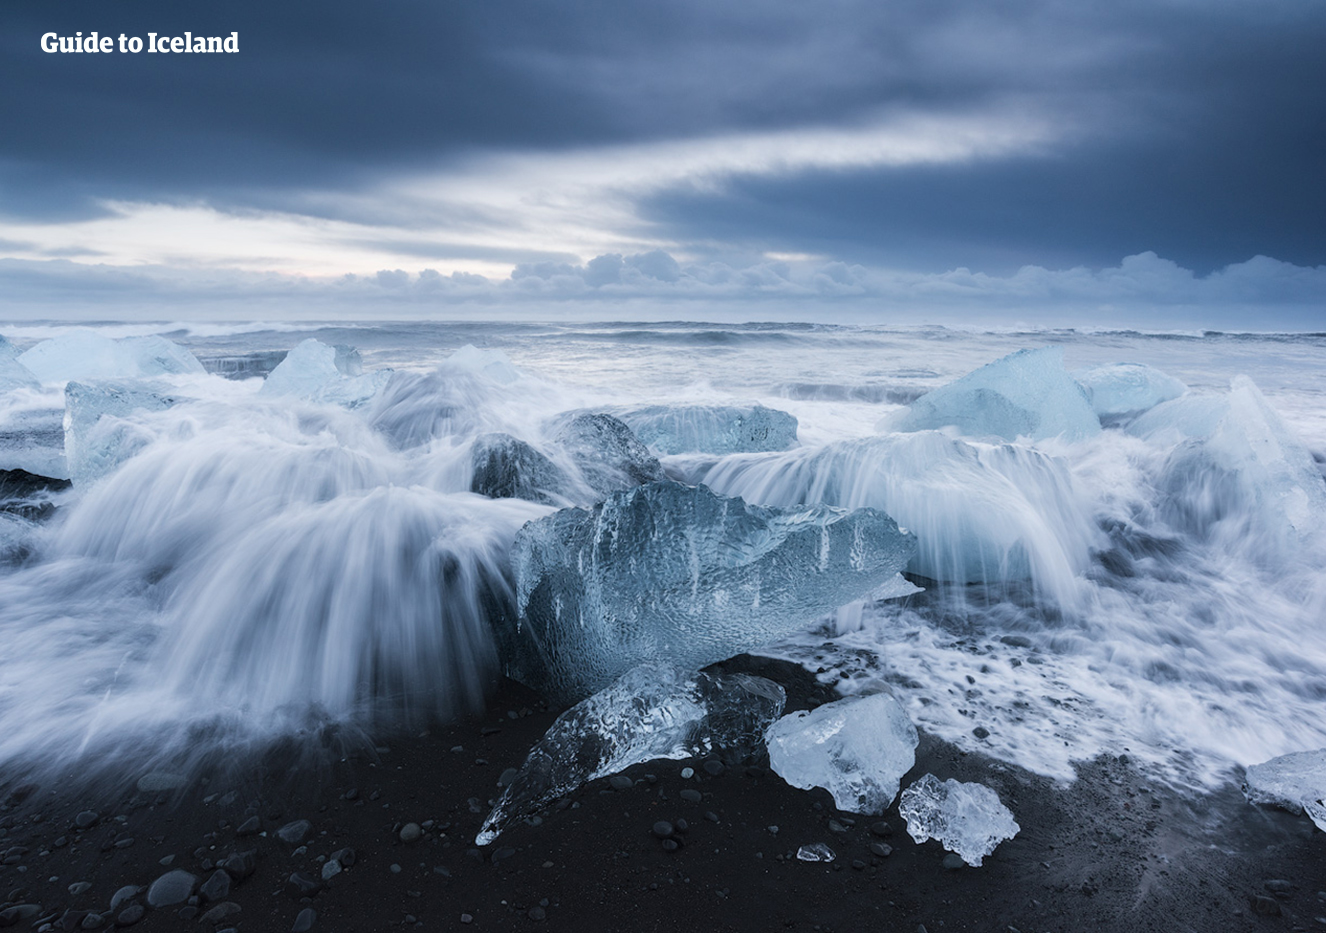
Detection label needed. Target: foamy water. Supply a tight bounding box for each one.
[0,321,1323,790]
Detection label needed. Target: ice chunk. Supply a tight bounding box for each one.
[0,335,18,360]
[0,353,39,394]
[766,692,918,814]
[898,774,1019,866]
[1127,393,1230,441]
[18,331,204,383]
[470,433,568,504]
[881,347,1100,442]
[684,432,1095,602]
[1073,362,1187,421]
[796,844,836,862]
[0,512,36,564]
[503,481,917,700]
[616,404,798,454]
[476,662,785,845]
[198,350,288,380]
[442,345,522,384]
[64,381,177,487]
[0,467,71,521]
[260,339,390,409]
[552,413,664,498]
[0,405,68,478]
[1140,378,1326,553]
[1244,749,1326,830]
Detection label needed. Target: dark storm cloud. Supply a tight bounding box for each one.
[2,0,1325,276]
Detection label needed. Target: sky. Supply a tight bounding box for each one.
[1,0,1324,326]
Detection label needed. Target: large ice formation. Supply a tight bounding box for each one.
[476,662,785,845]
[18,332,205,383]
[766,692,918,813]
[260,339,389,408]
[504,481,916,700]
[684,432,1094,602]
[1073,363,1187,421]
[881,347,1100,442]
[1244,750,1326,830]
[1133,377,1326,554]
[616,404,798,454]
[551,413,664,498]
[898,774,1020,866]
[64,381,177,487]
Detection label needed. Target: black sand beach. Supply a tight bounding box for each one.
[2,657,1322,933]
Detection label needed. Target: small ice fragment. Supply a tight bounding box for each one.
[1073,362,1186,421]
[766,693,918,814]
[796,843,835,862]
[1244,749,1326,831]
[615,404,798,454]
[881,347,1100,441]
[898,773,1019,866]
[503,481,916,701]
[476,662,785,845]
[261,339,389,409]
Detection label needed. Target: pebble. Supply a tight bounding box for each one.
[400,823,422,843]
[199,902,241,925]
[680,768,694,779]
[869,842,893,858]
[236,816,260,836]
[652,821,674,839]
[869,821,893,837]
[704,811,720,823]
[69,881,93,896]
[330,847,357,867]
[608,775,633,791]
[529,906,547,921]
[828,820,848,833]
[942,853,966,870]
[292,907,317,932]
[321,860,342,881]
[287,872,321,896]
[460,914,474,924]
[1252,895,1283,917]
[115,903,145,926]
[199,869,231,903]
[661,839,680,852]
[0,905,41,924]
[220,851,256,879]
[277,820,312,844]
[80,913,106,929]
[390,864,402,873]
[679,789,702,803]
[109,886,140,911]
[74,811,99,830]
[702,759,724,776]
[498,768,519,787]
[1265,879,1294,894]
[972,727,990,739]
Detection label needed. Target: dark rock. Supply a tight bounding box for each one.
[108,887,139,912]
[73,811,99,830]
[145,870,196,908]
[79,913,106,930]
[528,906,547,921]
[942,853,966,870]
[287,873,321,897]
[652,821,675,839]
[498,768,519,788]
[702,758,725,776]
[330,847,356,868]
[661,838,680,852]
[1264,879,1294,894]
[470,433,566,504]
[177,906,198,920]
[220,850,257,880]
[0,905,42,926]
[199,902,241,925]
[869,821,893,837]
[399,822,422,843]
[292,907,317,932]
[972,727,990,739]
[276,820,311,844]
[68,882,92,897]
[679,789,702,803]
[235,816,260,836]
[113,904,144,927]
[198,869,231,903]
[1252,895,1282,916]
[608,775,633,791]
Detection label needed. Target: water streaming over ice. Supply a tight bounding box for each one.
[0,321,1323,793]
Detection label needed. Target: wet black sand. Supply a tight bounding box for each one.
[1,657,1323,932]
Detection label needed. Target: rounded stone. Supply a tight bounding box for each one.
[115,903,145,926]
[399,823,422,843]
[292,907,317,932]
[146,870,198,907]
[651,821,674,839]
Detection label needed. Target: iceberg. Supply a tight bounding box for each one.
[1244,750,1326,830]
[898,774,1019,866]
[1073,362,1187,421]
[881,347,1100,442]
[503,481,916,700]
[1136,377,1326,553]
[64,381,177,487]
[616,404,798,454]
[684,432,1095,601]
[476,662,785,845]
[19,332,204,383]
[552,413,664,498]
[470,433,568,504]
[260,339,389,408]
[766,692,918,814]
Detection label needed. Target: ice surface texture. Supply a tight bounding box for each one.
[766,692,918,814]
[470,433,568,504]
[19,332,204,383]
[899,773,1019,866]
[261,339,389,409]
[882,347,1100,442]
[504,481,916,701]
[477,662,785,845]
[0,353,39,394]
[64,381,177,487]
[616,404,798,454]
[685,432,1095,602]
[1133,377,1326,557]
[552,413,664,498]
[1073,363,1186,421]
[1244,750,1326,830]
